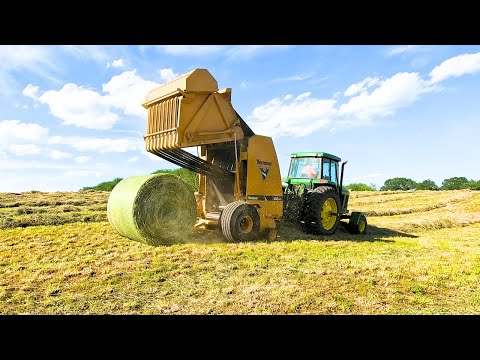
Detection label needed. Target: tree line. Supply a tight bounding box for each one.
[347,177,480,191]
[80,168,198,192]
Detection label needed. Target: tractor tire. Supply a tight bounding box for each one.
[221,201,260,242]
[348,214,367,235]
[302,186,341,235]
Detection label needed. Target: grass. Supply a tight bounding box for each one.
[1,189,480,314]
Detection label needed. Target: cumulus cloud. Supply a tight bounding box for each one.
[158,68,179,82]
[24,83,118,130]
[344,77,380,97]
[247,92,337,137]
[24,70,159,129]
[48,150,72,160]
[0,120,49,143]
[74,156,90,163]
[48,136,143,153]
[338,72,436,119]
[107,58,125,68]
[429,52,480,84]
[127,156,139,162]
[8,144,42,156]
[102,70,159,117]
[249,72,440,137]
[22,84,40,98]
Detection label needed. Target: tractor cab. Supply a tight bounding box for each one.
[283,152,344,192]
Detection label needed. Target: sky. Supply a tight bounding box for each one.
[1,44,480,192]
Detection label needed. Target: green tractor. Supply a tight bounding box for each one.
[282,152,367,235]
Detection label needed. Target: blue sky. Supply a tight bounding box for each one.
[1,45,480,192]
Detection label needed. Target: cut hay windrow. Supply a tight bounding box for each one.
[107,173,197,246]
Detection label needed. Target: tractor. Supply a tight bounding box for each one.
[107,68,367,245]
[282,152,367,237]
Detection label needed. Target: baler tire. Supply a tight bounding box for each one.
[221,201,260,242]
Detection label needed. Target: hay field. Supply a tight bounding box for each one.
[1,189,480,314]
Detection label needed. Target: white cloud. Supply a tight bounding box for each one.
[271,74,312,83]
[102,70,159,117]
[8,144,42,156]
[344,77,380,97]
[127,156,139,162]
[158,68,179,82]
[63,45,109,62]
[158,45,225,56]
[226,45,290,60]
[25,70,158,130]
[386,45,424,56]
[0,120,49,143]
[0,46,59,94]
[22,84,40,99]
[48,150,72,160]
[338,72,436,120]
[107,58,125,68]
[248,92,337,137]
[25,83,118,130]
[48,136,143,153]
[240,81,249,88]
[74,156,90,163]
[429,52,480,84]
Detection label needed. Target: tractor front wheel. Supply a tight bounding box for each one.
[221,201,260,242]
[348,214,367,235]
[302,187,341,235]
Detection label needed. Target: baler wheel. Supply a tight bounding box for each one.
[221,201,260,242]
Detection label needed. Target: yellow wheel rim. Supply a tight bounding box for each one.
[239,215,254,233]
[267,229,277,241]
[321,197,338,230]
[359,220,366,233]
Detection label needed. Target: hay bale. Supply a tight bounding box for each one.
[107,173,197,246]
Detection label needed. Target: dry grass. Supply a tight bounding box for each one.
[1,189,480,314]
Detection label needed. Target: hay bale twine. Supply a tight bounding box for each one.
[107,173,196,246]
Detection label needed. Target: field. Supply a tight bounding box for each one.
[1,189,480,314]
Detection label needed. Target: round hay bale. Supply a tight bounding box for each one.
[107,173,197,246]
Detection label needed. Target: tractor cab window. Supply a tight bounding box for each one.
[322,159,331,180]
[288,157,321,179]
[330,161,338,183]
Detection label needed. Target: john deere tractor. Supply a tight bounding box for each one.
[282,152,367,236]
[107,68,367,245]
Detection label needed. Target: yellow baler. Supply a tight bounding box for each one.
[141,68,283,242]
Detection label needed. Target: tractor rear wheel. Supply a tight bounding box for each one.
[302,186,341,235]
[221,201,260,242]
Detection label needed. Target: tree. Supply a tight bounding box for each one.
[380,177,417,191]
[442,177,469,190]
[81,177,123,191]
[466,180,480,190]
[346,183,376,191]
[151,168,199,192]
[416,179,439,190]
